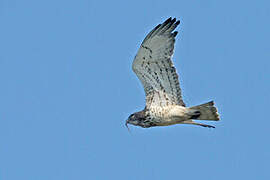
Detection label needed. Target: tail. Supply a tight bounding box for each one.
[189,101,220,121]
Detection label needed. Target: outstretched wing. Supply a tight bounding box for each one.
[132,17,185,109]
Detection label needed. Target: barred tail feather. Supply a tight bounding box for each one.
[189,101,220,121]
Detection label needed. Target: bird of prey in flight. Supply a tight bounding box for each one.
[126,17,220,129]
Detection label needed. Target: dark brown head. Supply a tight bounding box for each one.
[126,110,155,128]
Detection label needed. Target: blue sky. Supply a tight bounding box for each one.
[0,0,269,179]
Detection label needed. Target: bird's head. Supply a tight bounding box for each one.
[126,110,153,129]
[126,113,141,126]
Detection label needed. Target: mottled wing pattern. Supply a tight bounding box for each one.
[132,18,185,109]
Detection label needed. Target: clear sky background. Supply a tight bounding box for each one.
[0,0,269,179]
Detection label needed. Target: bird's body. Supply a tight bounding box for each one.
[131,105,188,128]
[127,18,220,129]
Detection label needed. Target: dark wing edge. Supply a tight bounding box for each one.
[141,17,180,45]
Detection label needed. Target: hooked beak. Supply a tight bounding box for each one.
[125,120,131,132]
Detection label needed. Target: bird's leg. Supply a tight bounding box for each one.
[182,121,215,128]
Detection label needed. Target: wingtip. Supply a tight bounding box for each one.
[164,17,178,23]
[165,17,172,23]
